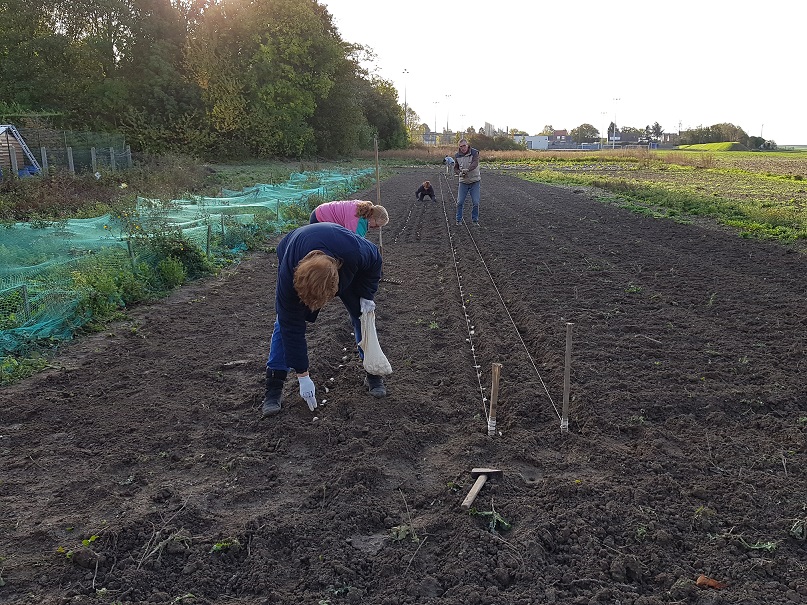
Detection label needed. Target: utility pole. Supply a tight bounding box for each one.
[612,98,621,149]
[402,68,409,132]
[601,111,608,149]
[445,94,452,132]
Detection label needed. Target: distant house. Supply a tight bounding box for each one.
[550,130,568,143]
[549,130,574,149]
[513,135,549,150]
[422,131,438,146]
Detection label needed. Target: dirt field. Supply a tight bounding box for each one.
[1,169,805,605]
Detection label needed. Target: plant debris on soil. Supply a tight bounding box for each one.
[1,169,805,605]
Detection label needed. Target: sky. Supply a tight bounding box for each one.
[323,0,805,145]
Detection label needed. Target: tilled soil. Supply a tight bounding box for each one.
[1,169,806,605]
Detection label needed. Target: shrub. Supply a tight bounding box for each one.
[156,257,187,289]
[73,270,124,319]
[147,234,213,278]
[115,268,151,305]
[281,194,321,225]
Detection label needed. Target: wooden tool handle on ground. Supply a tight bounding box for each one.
[461,474,488,509]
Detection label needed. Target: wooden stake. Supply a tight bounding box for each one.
[488,363,502,436]
[374,135,383,258]
[374,135,381,205]
[561,322,574,432]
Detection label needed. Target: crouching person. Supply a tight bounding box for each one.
[416,180,436,202]
[262,222,387,417]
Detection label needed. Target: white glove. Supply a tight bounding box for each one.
[360,298,376,314]
[298,375,317,411]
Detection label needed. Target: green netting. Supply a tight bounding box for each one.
[1,168,374,358]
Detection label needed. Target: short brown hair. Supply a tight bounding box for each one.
[293,251,340,309]
[423,180,431,188]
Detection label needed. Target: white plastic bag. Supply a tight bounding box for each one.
[359,311,392,376]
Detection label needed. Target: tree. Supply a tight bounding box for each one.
[680,126,709,145]
[360,77,406,150]
[0,0,410,156]
[492,135,522,150]
[248,0,348,156]
[711,123,749,146]
[651,122,663,140]
[679,123,749,146]
[311,51,370,157]
[184,1,251,145]
[570,123,599,144]
[404,107,420,135]
[607,122,617,139]
[619,126,643,142]
[468,133,493,149]
[184,0,357,157]
[748,135,765,149]
[117,0,205,152]
[539,125,554,136]
[51,0,137,74]
[0,0,101,121]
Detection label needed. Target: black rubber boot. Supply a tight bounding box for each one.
[261,369,287,417]
[364,372,387,398]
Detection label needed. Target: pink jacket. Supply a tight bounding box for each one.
[314,200,364,233]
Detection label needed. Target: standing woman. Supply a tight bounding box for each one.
[454,138,481,225]
[310,200,389,237]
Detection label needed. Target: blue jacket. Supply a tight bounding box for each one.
[275,222,382,372]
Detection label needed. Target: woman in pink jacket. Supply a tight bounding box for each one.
[310,200,389,237]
